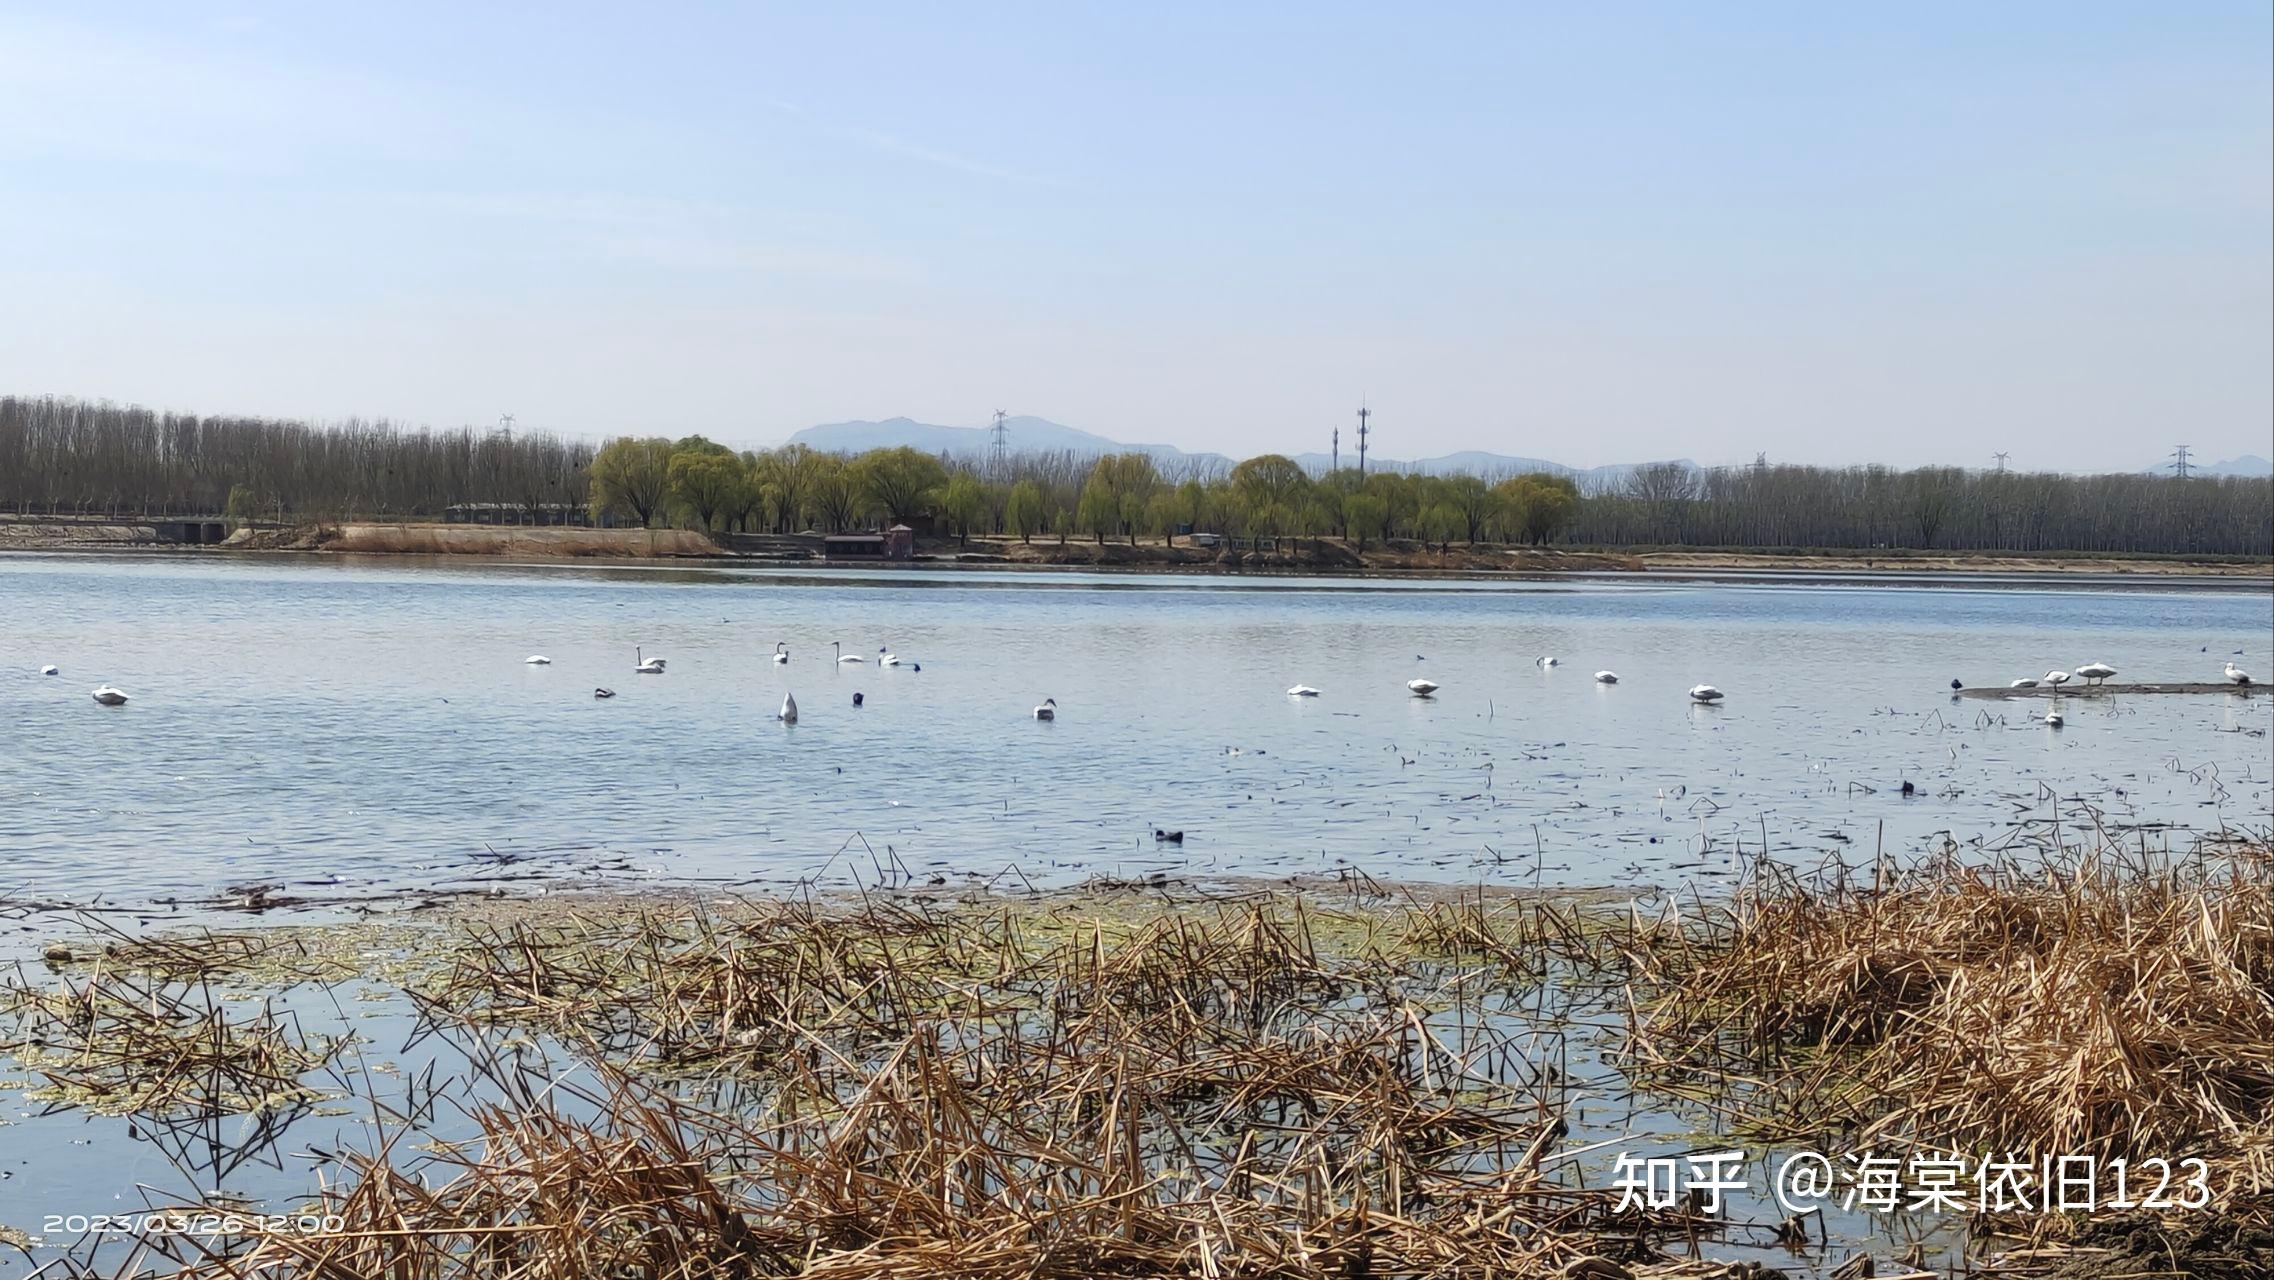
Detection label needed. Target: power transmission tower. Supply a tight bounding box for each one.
[1331,426,1339,472]
[2170,444,2192,478]
[1992,451,2009,474]
[499,413,516,438]
[990,410,1009,475]
[1355,401,1371,477]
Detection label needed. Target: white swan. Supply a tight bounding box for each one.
[1688,684,1724,703]
[1033,698,1056,721]
[1407,678,1438,697]
[524,655,552,665]
[1594,671,1618,684]
[2075,661,2116,687]
[1535,656,1559,668]
[778,692,798,723]
[834,642,863,664]
[2009,677,2039,689]
[1286,685,1321,697]
[634,646,665,675]
[2044,708,2064,727]
[773,642,789,665]
[39,664,58,676]
[91,686,128,706]
[879,647,901,667]
[2226,661,2255,686]
[2042,670,2070,688]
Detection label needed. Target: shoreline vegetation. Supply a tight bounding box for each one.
[3,840,2269,1277]
[4,515,2271,578]
[6,397,2272,569]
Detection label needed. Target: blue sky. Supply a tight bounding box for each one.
[2,2,2267,467]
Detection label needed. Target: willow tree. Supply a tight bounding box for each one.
[589,437,674,527]
[853,446,946,525]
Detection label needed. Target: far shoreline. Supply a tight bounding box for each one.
[3,516,2269,581]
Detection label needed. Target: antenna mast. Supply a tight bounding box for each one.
[1355,401,1371,478]
[1332,426,1339,472]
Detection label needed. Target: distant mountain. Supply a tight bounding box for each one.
[2145,454,2273,478]
[786,415,1694,485]
[789,416,1222,466]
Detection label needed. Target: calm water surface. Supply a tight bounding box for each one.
[2,553,2269,904]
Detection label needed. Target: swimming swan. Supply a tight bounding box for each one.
[1033,698,1056,720]
[1407,679,1438,697]
[91,686,128,706]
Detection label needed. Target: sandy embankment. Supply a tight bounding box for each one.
[231,523,721,557]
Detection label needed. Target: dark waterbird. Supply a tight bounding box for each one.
[852,692,864,707]
[1950,678,1963,690]
[1153,828,1184,843]
[593,688,616,699]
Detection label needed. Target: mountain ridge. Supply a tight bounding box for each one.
[784,417,2272,481]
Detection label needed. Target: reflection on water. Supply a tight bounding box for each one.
[0,553,2268,904]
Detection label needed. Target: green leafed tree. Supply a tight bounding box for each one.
[852,446,947,525]
[668,449,746,531]
[589,437,675,527]
[1005,479,1045,543]
[940,473,987,546]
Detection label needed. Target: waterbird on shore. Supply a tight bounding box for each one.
[524,655,551,665]
[2075,661,2116,687]
[1594,671,1619,684]
[593,688,616,699]
[1407,678,1438,697]
[835,642,863,664]
[1688,684,1724,703]
[2010,677,2039,689]
[1287,685,1321,697]
[91,686,128,706]
[39,665,57,675]
[778,692,798,723]
[2226,661,2255,686]
[773,642,788,664]
[634,647,665,674]
[2042,670,2070,688]
[1033,698,1056,721]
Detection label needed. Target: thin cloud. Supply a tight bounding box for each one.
[769,98,1066,187]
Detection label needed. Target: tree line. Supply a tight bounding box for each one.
[4,396,2266,555]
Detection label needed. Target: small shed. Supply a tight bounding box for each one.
[824,533,885,559]
[883,524,915,560]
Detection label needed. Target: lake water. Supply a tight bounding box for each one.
[2,553,2269,907]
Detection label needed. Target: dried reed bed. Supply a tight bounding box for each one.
[0,962,341,1114]
[1622,847,2274,1193]
[127,893,1757,1279]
